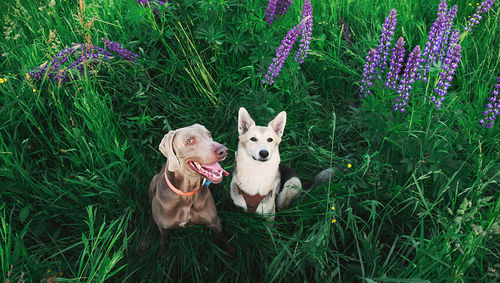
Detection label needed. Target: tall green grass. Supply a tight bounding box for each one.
[0,0,498,282]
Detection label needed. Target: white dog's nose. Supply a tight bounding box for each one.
[259,150,269,159]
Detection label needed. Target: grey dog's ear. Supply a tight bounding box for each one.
[268,111,286,138]
[159,130,180,172]
[238,107,255,134]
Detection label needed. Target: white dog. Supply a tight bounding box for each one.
[230,107,333,217]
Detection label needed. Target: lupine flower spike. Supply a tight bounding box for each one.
[479,77,500,128]
[374,9,397,78]
[276,0,292,17]
[359,48,378,98]
[432,29,461,109]
[394,45,422,112]
[137,0,169,18]
[29,39,138,84]
[421,2,449,82]
[263,16,311,85]
[265,0,279,25]
[266,0,292,24]
[437,0,448,16]
[295,0,313,63]
[464,0,495,32]
[338,18,353,46]
[102,38,139,62]
[385,37,405,90]
[360,9,397,96]
[439,5,458,62]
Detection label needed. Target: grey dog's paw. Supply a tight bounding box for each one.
[138,240,149,256]
[224,242,236,257]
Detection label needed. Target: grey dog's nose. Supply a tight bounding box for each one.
[259,150,269,159]
[215,145,228,158]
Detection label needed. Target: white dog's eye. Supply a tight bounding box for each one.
[206,132,212,138]
[187,138,195,145]
[250,137,257,142]
[267,138,273,142]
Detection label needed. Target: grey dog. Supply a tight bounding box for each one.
[139,124,234,258]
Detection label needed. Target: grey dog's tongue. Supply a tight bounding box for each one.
[202,162,229,176]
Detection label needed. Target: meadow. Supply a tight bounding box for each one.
[0,0,499,282]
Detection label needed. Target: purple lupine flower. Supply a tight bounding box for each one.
[439,5,458,62]
[385,37,405,90]
[339,17,353,46]
[464,0,495,32]
[431,33,462,109]
[373,9,397,77]
[137,0,169,17]
[446,28,460,51]
[266,0,291,24]
[479,77,500,128]
[295,0,313,63]
[265,0,279,25]
[359,48,378,98]
[421,12,448,82]
[63,43,112,80]
[263,16,310,85]
[437,0,448,16]
[29,40,137,85]
[102,38,139,62]
[276,0,292,16]
[393,45,422,112]
[29,46,79,82]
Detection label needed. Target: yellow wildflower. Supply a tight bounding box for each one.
[0,78,5,84]
[347,163,352,168]
[331,219,337,223]
[33,88,36,92]
[25,73,30,79]
[331,206,335,210]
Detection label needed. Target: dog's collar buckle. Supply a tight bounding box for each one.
[164,166,203,196]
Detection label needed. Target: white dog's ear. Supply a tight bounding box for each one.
[159,130,180,172]
[268,111,286,138]
[238,107,255,134]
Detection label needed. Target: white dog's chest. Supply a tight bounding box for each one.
[236,166,280,196]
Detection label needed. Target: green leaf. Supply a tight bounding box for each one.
[19,205,31,224]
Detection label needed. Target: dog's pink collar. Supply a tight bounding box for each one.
[164,166,206,196]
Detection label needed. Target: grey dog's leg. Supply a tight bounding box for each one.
[138,221,155,255]
[157,228,169,259]
[209,218,235,256]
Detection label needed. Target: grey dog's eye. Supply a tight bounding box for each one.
[250,137,257,142]
[267,138,273,142]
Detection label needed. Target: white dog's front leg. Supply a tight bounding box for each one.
[230,178,247,210]
[255,193,276,216]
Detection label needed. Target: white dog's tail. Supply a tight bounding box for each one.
[305,168,336,190]
[276,166,336,211]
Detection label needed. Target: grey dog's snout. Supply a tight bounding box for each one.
[215,145,228,159]
[259,150,269,159]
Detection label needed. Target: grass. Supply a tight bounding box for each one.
[0,0,499,282]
